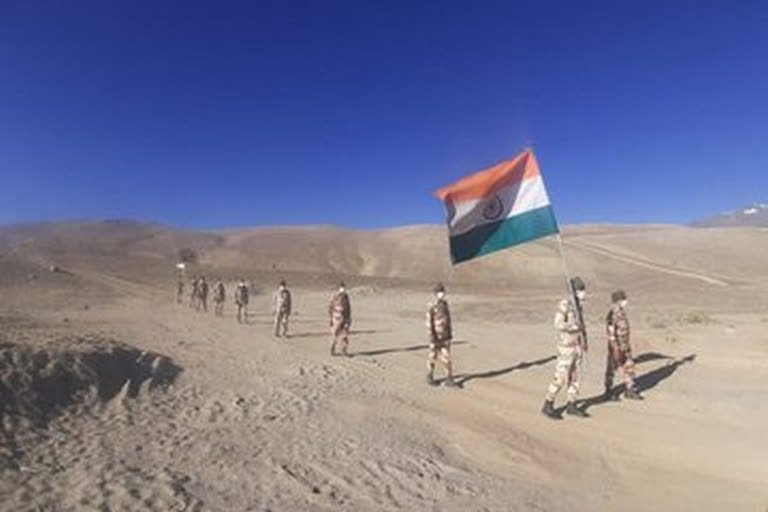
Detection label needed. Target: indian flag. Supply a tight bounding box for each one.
[435,149,559,264]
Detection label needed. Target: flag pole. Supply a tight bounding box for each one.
[554,232,589,373]
[554,233,572,295]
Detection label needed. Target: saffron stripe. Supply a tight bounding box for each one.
[434,150,540,202]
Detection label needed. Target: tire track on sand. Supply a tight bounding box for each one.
[567,240,729,286]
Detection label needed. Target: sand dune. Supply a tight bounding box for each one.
[1,221,766,511]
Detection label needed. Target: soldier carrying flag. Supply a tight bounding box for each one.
[434,149,588,412]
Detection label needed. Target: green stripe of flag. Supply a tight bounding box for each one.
[449,205,559,264]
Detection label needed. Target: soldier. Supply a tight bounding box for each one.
[328,282,351,356]
[176,278,184,304]
[212,278,226,317]
[426,283,457,387]
[198,276,209,312]
[190,276,200,309]
[605,290,643,400]
[273,280,292,338]
[234,279,249,324]
[542,277,589,420]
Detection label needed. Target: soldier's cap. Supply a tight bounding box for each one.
[339,281,346,288]
[612,289,627,302]
[433,282,445,294]
[570,276,586,292]
[279,280,286,286]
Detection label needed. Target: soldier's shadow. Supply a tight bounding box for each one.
[290,329,389,339]
[452,355,556,388]
[353,340,467,358]
[290,332,330,339]
[576,353,697,414]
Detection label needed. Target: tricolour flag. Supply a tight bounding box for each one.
[435,149,559,264]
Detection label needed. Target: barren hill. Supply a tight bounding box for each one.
[2,220,766,309]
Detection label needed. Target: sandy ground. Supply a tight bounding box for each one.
[1,225,767,511]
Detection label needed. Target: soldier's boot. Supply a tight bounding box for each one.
[329,341,337,357]
[443,363,458,387]
[604,385,620,401]
[565,401,588,418]
[541,400,562,420]
[341,343,350,357]
[624,387,644,400]
[426,370,437,386]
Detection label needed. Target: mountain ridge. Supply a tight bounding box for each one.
[692,202,768,227]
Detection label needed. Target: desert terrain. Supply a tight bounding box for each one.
[0,221,766,511]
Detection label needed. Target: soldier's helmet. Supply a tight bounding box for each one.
[279,280,286,287]
[570,276,586,292]
[433,282,445,294]
[339,281,346,288]
[611,289,627,303]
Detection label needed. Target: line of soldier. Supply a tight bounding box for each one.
[425,278,643,404]
[177,275,289,333]
[541,277,643,420]
[176,274,641,416]
[174,276,370,358]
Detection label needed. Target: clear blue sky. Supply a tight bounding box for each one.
[1,1,766,229]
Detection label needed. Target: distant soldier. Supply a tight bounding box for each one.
[234,279,249,324]
[328,282,351,356]
[426,283,456,387]
[212,279,226,317]
[273,280,292,338]
[176,278,184,304]
[198,276,209,312]
[605,290,643,400]
[542,277,589,419]
[190,276,200,309]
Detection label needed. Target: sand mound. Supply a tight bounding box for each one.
[0,336,182,470]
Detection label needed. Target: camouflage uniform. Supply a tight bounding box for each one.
[198,277,209,312]
[213,281,226,317]
[273,284,292,337]
[234,281,249,324]
[190,277,199,309]
[605,290,642,399]
[328,287,351,356]
[542,276,589,419]
[426,283,455,387]
[546,299,584,403]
